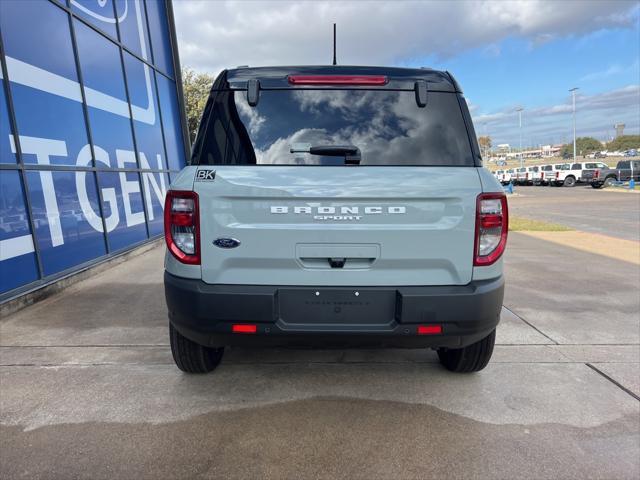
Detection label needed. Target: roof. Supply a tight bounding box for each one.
[220,65,461,92]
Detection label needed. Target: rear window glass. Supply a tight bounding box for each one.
[195,89,473,166]
[542,165,553,171]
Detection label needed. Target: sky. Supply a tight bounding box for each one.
[173,0,640,148]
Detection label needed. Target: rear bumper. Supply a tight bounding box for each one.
[165,273,504,349]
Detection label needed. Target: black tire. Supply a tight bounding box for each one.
[437,329,496,373]
[169,323,224,373]
[603,176,617,188]
[591,183,603,189]
[563,176,576,187]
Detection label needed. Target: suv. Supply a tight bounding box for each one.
[164,66,507,374]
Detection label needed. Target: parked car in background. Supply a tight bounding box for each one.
[624,149,638,157]
[584,160,640,188]
[539,164,555,185]
[579,162,610,183]
[528,166,542,185]
[494,170,511,185]
[514,167,527,185]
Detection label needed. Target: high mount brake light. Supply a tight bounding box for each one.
[287,75,388,86]
[474,193,508,266]
[164,190,200,265]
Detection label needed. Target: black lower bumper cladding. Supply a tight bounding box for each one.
[164,272,504,349]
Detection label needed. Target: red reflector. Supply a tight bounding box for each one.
[287,75,388,86]
[417,325,442,335]
[480,214,503,229]
[232,324,257,334]
[170,212,193,226]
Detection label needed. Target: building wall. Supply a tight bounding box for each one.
[0,0,188,299]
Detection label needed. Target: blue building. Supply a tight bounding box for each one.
[0,0,189,300]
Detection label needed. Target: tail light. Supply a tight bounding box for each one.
[555,171,559,179]
[474,193,508,266]
[164,190,200,265]
[525,173,529,180]
[541,172,544,180]
[594,170,600,179]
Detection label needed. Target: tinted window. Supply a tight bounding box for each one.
[617,161,630,169]
[571,163,581,170]
[196,89,473,166]
[542,165,553,171]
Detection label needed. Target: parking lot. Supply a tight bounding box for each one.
[1,187,639,479]
[509,184,640,241]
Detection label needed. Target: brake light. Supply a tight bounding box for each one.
[164,190,200,265]
[555,171,559,179]
[287,75,388,86]
[594,170,600,179]
[474,193,508,266]
[541,172,544,179]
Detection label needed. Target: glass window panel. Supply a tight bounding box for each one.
[140,170,168,236]
[1,0,89,166]
[115,0,151,61]
[75,19,135,168]
[156,73,186,171]
[123,52,167,169]
[70,0,118,39]
[144,0,174,77]
[0,80,17,164]
[97,171,148,251]
[26,170,106,276]
[0,170,39,293]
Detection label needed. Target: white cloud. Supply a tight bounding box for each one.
[173,1,638,75]
[473,85,640,146]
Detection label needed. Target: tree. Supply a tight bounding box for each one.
[478,136,492,151]
[182,68,214,143]
[560,137,602,157]
[606,135,640,152]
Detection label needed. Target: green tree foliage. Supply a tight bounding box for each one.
[606,135,640,152]
[560,137,602,157]
[182,68,214,143]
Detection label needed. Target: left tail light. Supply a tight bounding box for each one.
[164,190,200,265]
[474,193,508,266]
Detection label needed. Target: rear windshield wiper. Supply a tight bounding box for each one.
[290,144,361,165]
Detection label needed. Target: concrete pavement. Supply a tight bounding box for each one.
[1,232,639,479]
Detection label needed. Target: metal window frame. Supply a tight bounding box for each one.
[0,0,189,303]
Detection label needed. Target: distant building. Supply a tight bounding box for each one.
[614,124,625,138]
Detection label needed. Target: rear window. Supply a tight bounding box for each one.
[195,89,474,166]
[542,165,553,171]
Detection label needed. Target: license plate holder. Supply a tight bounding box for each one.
[278,289,396,325]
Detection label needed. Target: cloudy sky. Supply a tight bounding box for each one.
[173,0,640,147]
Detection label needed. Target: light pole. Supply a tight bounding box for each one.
[516,107,524,168]
[569,87,579,161]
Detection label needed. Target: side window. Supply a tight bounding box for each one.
[617,161,630,169]
[571,163,581,170]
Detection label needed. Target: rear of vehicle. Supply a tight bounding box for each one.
[539,164,556,185]
[529,166,542,185]
[164,66,507,374]
[581,162,609,184]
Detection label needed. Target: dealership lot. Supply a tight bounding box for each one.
[509,185,640,241]
[1,189,639,479]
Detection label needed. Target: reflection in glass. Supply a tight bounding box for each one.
[0,170,39,293]
[197,88,474,166]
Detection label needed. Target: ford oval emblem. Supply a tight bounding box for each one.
[213,238,241,249]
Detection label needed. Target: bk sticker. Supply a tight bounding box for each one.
[196,170,216,181]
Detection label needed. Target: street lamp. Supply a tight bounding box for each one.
[569,87,579,162]
[515,107,524,168]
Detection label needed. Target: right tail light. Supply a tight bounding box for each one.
[164,190,200,265]
[474,193,508,266]
[594,170,600,179]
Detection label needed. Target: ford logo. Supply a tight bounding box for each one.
[213,238,241,249]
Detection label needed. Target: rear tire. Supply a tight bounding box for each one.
[170,323,224,373]
[437,329,496,373]
[591,183,603,189]
[563,176,576,187]
[604,176,616,188]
